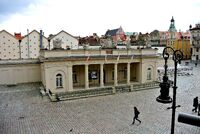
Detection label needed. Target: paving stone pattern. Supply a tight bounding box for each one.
[0,63,200,134]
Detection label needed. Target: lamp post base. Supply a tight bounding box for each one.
[156,96,172,104]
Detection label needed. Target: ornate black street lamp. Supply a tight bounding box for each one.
[156,47,183,134]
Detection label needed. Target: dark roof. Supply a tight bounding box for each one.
[190,24,200,31]
[150,30,159,35]
[78,36,100,46]
[105,28,119,36]
[171,16,174,22]
[190,27,200,31]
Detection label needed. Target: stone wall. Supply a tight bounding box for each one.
[0,62,41,85]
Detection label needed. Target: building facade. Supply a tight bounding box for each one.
[20,30,49,59]
[0,29,159,100]
[0,30,49,60]
[190,24,200,62]
[167,16,177,47]
[150,30,160,47]
[105,26,126,45]
[39,49,158,94]
[173,31,191,59]
[0,30,79,60]
[0,30,20,60]
[48,30,79,50]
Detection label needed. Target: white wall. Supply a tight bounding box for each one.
[0,30,48,60]
[49,31,78,50]
[20,30,48,59]
[0,30,19,60]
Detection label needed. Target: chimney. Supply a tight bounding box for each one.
[14,33,22,40]
[40,30,43,49]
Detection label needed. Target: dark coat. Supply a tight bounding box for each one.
[134,108,140,118]
[193,97,198,107]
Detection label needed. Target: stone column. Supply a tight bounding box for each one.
[139,62,144,83]
[100,63,104,87]
[127,62,130,85]
[85,64,89,89]
[67,65,73,91]
[114,63,118,86]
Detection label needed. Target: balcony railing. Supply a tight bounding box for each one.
[40,48,158,59]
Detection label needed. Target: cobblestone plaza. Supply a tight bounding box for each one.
[0,63,200,134]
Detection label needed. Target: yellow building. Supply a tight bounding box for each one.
[173,33,191,60]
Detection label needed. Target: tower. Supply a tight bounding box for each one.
[168,16,177,47]
[168,16,177,32]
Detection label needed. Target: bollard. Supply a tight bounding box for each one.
[178,113,200,127]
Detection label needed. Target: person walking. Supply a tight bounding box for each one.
[132,107,141,125]
[192,97,198,112]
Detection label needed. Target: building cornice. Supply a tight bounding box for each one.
[0,59,40,65]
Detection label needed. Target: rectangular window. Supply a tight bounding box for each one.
[196,48,199,52]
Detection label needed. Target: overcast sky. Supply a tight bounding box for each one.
[0,0,200,37]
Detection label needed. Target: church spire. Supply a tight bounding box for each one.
[171,16,174,22]
[168,16,177,32]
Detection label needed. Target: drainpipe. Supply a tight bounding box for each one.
[19,39,21,59]
[27,29,30,58]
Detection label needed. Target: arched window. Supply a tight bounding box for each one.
[147,68,152,80]
[56,73,63,88]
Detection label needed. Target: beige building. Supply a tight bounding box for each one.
[39,49,158,94]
